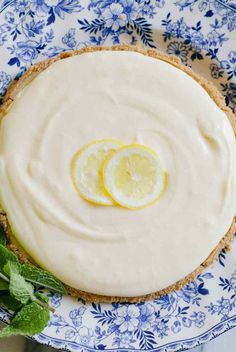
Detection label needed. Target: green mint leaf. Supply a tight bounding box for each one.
[34,292,49,304]
[0,295,22,311]
[21,264,67,294]
[0,225,7,246]
[0,302,50,337]
[0,277,9,291]
[8,262,34,305]
[3,260,20,277]
[0,245,19,271]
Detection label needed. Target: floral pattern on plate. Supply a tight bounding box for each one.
[0,0,236,351]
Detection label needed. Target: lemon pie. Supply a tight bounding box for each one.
[0,45,235,302]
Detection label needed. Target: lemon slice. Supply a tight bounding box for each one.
[71,139,123,205]
[103,144,166,209]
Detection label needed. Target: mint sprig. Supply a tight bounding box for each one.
[21,263,67,294]
[7,262,34,305]
[0,244,19,269]
[0,302,50,338]
[0,227,67,337]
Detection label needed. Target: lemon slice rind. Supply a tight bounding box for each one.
[71,139,124,206]
[102,144,166,209]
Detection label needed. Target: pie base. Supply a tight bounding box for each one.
[0,44,235,303]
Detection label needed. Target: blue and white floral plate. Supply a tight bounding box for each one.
[0,1,236,351]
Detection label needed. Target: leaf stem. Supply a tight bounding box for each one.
[0,272,9,283]
[31,296,55,313]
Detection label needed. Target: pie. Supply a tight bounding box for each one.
[0,45,235,302]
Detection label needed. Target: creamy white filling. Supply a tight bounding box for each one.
[0,50,235,296]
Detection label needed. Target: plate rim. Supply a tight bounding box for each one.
[0,0,236,350]
[1,309,236,351]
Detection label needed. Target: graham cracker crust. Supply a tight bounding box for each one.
[0,45,235,303]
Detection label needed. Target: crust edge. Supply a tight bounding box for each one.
[0,44,235,303]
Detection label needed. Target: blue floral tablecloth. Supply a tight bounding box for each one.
[0,1,236,351]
